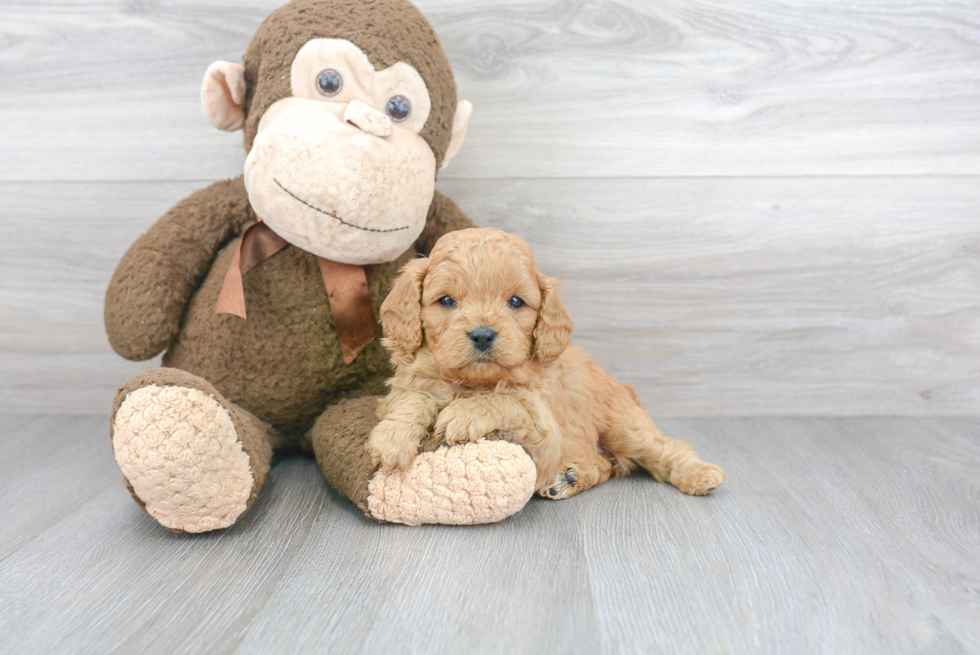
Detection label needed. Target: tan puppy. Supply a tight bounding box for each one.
[368,228,726,499]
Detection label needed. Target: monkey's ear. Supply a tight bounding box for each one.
[532,274,574,364]
[439,100,472,171]
[380,257,430,365]
[201,61,247,131]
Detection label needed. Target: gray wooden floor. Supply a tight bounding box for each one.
[1,414,977,654]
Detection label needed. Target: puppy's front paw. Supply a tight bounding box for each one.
[673,463,726,496]
[367,420,426,470]
[433,402,478,445]
[435,396,534,447]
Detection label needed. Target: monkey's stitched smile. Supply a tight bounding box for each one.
[273,179,411,233]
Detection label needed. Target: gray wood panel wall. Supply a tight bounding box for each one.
[1,0,978,415]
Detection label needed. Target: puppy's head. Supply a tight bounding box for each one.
[381,228,573,383]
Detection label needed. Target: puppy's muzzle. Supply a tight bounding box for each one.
[468,326,497,353]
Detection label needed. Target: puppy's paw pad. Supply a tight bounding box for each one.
[674,463,726,496]
[539,468,578,500]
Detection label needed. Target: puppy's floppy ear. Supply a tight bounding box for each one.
[532,274,573,363]
[381,257,429,365]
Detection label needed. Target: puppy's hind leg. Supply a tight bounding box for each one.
[539,451,613,500]
[602,403,725,496]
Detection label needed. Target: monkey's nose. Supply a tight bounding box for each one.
[344,100,392,138]
[468,326,497,352]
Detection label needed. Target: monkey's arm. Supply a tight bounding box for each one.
[413,190,475,256]
[105,176,253,361]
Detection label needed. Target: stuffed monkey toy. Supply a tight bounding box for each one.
[105,0,537,532]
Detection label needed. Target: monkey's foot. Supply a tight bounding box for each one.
[366,440,536,526]
[112,384,255,533]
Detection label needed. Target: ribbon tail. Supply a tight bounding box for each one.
[215,240,247,318]
[215,220,289,319]
[318,258,378,365]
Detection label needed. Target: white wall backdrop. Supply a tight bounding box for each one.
[2,0,978,415]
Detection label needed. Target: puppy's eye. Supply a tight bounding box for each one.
[438,295,457,308]
[316,69,343,97]
[508,296,525,309]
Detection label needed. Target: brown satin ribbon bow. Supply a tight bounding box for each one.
[215,219,377,365]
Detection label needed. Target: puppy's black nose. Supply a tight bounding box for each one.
[468,326,497,352]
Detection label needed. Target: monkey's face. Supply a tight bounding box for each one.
[203,27,471,265]
[242,39,437,265]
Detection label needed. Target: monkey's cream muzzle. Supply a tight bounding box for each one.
[244,97,436,265]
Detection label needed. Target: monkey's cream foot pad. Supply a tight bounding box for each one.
[367,440,536,525]
[112,385,254,533]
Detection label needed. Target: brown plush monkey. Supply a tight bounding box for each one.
[105,0,537,532]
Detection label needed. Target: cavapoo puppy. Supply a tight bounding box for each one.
[368,228,725,499]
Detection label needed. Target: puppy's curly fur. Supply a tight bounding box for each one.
[368,228,725,498]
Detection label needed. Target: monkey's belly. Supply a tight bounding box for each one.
[163,240,408,436]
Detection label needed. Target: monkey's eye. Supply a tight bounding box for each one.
[438,295,457,308]
[508,296,525,309]
[386,95,412,122]
[316,69,343,97]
